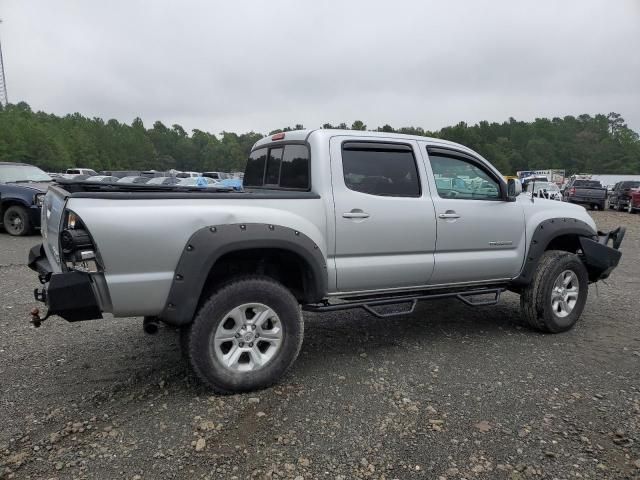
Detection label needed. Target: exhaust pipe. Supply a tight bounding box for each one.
[143,316,160,335]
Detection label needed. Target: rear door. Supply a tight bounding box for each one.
[423,145,526,284]
[330,137,437,292]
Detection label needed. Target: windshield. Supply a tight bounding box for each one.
[0,165,52,183]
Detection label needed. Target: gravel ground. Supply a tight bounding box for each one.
[1,210,639,480]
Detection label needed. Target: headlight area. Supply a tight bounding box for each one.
[60,210,103,273]
[35,193,45,206]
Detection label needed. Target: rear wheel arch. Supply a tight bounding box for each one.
[160,224,327,327]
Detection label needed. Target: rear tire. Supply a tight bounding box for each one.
[628,203,636,214]
[3,206,31,236]
[598,202,606,211]
[186,276,304,394]
[616,202,624,211]
[520,250,588,333]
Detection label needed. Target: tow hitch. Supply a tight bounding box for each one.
[30,306,51,328]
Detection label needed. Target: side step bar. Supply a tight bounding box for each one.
[303,287,504,319]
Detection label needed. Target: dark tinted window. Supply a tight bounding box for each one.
[574,180,601,187]
[621,181,640,189]
[280,145,310,189]
[265,148,283,185]
[244,148,267,186]
[342,144,420,197]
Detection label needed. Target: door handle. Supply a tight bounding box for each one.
[343,210,370,219]
[438,212,460,219]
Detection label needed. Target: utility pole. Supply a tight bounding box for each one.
[0,19,8,106]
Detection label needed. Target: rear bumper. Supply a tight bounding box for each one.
[579,227,625,281]
[567,197,605,205]
[28,243,102,322]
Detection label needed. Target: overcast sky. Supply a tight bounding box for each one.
[2,0,639,135]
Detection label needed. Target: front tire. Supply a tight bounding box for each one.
[520,250,588,333]
[186,276,304,393]
[3,206,32,236]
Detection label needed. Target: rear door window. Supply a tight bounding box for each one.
[341,143,420,197]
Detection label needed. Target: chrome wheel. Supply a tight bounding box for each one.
[211,303,283,372]
[551,270,579,318]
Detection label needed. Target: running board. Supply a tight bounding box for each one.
[303,287,504,319]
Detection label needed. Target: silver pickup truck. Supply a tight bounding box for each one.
[28,130,625,393]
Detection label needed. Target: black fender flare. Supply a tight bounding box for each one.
[160,223,328,326]
[511,217,596,287]
[1,196,31,212]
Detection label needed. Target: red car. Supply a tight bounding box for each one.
[628,187,640,213]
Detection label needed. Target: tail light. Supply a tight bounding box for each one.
[569,187,576,196]
[60,210,103,273]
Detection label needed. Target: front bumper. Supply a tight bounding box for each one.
[28,205,42,229]
[28,243,102,322]
[579,227,625,281]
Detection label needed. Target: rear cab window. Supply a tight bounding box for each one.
[244,144,310,190]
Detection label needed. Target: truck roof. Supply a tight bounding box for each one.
[252,129,479,155]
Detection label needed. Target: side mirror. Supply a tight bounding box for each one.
[507,178,522,201]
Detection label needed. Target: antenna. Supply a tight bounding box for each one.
[0,19,8,106]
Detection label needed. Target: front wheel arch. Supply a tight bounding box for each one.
[511,218,596,288]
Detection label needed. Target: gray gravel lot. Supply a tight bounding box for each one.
[1,211,639,480]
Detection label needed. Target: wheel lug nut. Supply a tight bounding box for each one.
[252,325,256,330]
[248,342,253,347]
[239,342,244,347]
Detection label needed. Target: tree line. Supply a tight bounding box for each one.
[1,102,638,176]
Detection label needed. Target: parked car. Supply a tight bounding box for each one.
[117,176,151,184]
[66,168,98,176]
[202,171,226,181]
[523,181,562,201]
[0,162,52,236]
[101,170,140,179]
[562,179,607,210]
[176,171,201,178]
[608,181,640,211]
[145,176,181,186]
[28,129,625,393]
[627,187,640,214]
[85,175,119,183]
[178,177,220,187]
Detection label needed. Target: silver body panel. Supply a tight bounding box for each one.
[40,129,597,318]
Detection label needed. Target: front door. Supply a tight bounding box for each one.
[423,145,526,284]
[330,137,437,292]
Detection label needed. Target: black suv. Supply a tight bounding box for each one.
[0,162,52,236]
[609,181,640,211]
